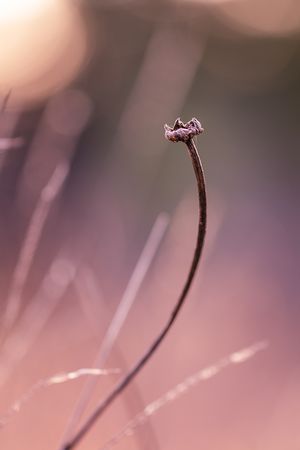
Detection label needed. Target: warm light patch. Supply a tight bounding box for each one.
[217,0,300,37]
[0,0,55,23]
[0,0,90,106]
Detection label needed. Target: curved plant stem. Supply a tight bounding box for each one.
[61,117,206,450]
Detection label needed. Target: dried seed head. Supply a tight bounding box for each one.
[164,117,204,143]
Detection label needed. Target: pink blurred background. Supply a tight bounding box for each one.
[0,1,299,449]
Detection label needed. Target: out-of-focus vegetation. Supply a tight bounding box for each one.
[0,1,299,449]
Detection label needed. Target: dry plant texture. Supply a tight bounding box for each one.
[0,1,298,450]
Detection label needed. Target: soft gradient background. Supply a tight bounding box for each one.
[0,1,299,449]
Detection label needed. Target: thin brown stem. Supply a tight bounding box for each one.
[61,117,206,450]
[57,214,168,447]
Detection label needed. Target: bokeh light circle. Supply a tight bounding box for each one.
[0,0,90,107]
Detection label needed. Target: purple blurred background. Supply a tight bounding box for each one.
[0,1,299,449]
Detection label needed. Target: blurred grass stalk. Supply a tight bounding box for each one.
[0,251,77,388]
[1,90,92,337]
[58,212,169,446]
[99,340,269,450]
[102,26,206,188]
[1,162,70,337]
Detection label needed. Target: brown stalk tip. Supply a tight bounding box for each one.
[164,117,204,143]
[57,117,207,450]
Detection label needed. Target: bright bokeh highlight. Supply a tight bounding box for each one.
[0,0,89,106]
